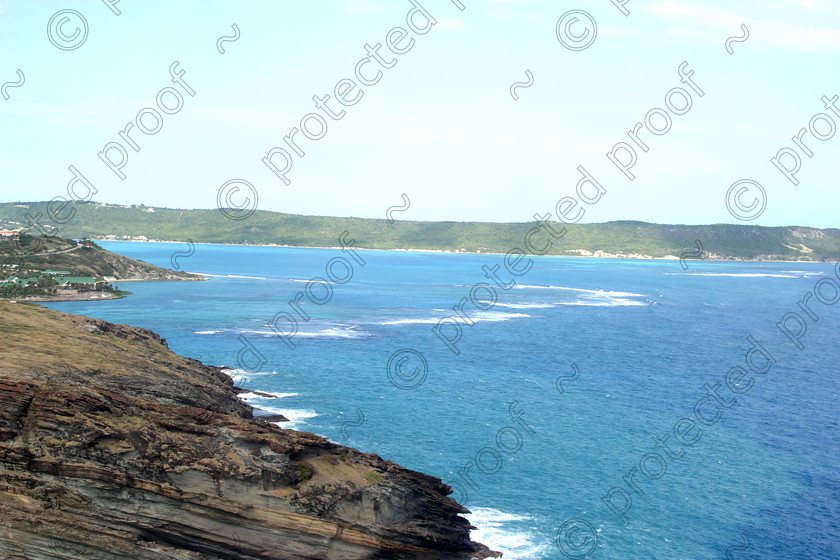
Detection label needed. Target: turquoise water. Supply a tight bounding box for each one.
[44,241,840,560]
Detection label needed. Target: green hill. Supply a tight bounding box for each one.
[0,233,202,281]
[1,201,838,261]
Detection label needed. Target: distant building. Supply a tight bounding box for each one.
[4,277,39,286]
[56,276,101,286]
[42,270,72,276]
[0,231,19,239]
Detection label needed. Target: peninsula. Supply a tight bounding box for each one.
[0,233,203,301]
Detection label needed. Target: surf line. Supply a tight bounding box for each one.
[234,231,366,372]
[429,62,704,357]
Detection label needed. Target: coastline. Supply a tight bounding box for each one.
[96,238,834,264]
[12,292,127,303]
[0,301,499,559]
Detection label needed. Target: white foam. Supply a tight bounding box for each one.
[265,407,318,428]
[381,318,440,325]
[384,311,531,326]
[296,327,369,339]
[220,368,278,385]
[262,391,298,399]
[239,391,299,400]
[199,273,266,280]
[237,326,369,339]
[495,302,554,309]
[471,311,531,322]
[512,285,648,307]
[515,285,645,298]
[194,330,219,335]
[556,298,647,307]
[466,507,552,560]
[674,272,798,278]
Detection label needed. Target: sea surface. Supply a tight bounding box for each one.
[43,241,840,560]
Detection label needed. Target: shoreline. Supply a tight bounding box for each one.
[12,292,126,303]
[0,300,497,558]
[114,274,205,282]
[95,239,835,264]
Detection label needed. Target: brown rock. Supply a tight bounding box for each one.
[0,301,500,559]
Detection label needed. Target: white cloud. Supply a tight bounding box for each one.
[641,1,743,28]
[756,21,840,50]
[775,0,836,10]
[640,0,840,50]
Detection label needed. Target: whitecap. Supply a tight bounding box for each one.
[261,391,298,399]
[381,318,440,325]
[382,311,530,325]
[674,272,798,278]
[466,507,552,560]
[260,406,318,428]
[239,391,298,400]
[198,273,266,280]
[296,327,369,339]
[556,298,647,307]
[471,311,531,322]
[226,274,267,280]
[495,302,554,309]
[220,367,278,381]
[515,284,645,298]
[194,330,219,335]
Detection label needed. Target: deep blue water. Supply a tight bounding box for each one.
[43,241,840,560]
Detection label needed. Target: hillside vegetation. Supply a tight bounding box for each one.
[2,201,839,261]
[0,233,202,281]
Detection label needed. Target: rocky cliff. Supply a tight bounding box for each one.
[0,302,498,559]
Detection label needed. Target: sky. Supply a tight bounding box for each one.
[0,0,839,227]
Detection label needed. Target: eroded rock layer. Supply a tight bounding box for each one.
[0,302,499,559]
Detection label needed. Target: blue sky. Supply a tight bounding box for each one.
[1,0,839,227]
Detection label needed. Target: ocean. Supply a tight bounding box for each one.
[43,241,840,560]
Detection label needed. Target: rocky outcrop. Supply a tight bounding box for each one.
[90,246,205,281]
[0,235,204,282]
[0,302,498,559]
